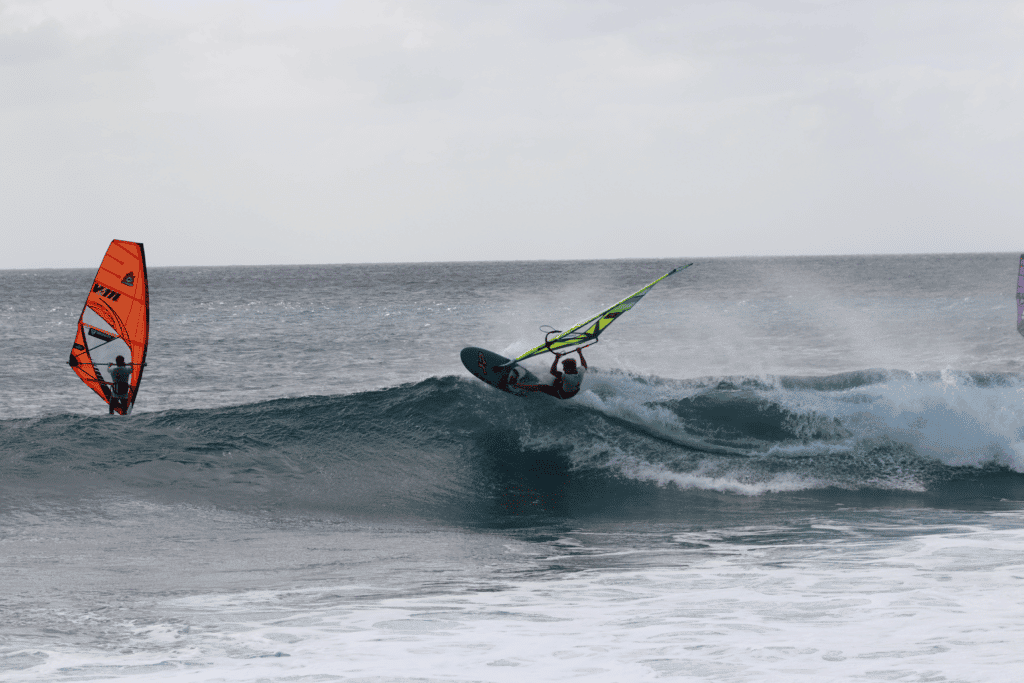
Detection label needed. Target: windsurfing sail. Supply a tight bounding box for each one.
[514,263,693,362]
[1017,254,1024,337]
[68,240,150,414]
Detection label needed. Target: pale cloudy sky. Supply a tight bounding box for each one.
[2,0,1022,268]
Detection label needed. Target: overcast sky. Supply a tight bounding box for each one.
[2,0,1022,268]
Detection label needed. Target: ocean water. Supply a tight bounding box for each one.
[1,254,1023,682]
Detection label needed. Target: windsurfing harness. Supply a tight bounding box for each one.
[69,240,150,414]
[558,369,585,395]
[514,263,693,362]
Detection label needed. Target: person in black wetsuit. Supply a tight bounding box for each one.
[531,348,588,399]
[107,355,133,415]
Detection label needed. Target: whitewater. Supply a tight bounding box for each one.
[1,254,1023,682]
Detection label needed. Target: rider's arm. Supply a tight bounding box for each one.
[577,349,588,370]
[550,353,562,377]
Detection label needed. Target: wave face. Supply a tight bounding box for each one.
[4,369,1024,523]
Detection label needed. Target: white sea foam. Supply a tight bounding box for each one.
[760,371,1024,472]
[523,367,1024,494]
[6,509,1023,683]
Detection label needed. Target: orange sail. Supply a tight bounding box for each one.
[69,240,150,414]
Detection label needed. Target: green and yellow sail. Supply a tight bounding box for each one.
[514,264,693,362]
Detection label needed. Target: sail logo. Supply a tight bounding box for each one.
[87,328,116,342]
[92,283,122,302]
[121,272,135,286]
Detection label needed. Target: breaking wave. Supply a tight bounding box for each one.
[3,369,1024,523]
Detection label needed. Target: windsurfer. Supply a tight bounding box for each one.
[523,348,588,399]
[108,355,133,415]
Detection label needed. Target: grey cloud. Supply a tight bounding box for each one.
[371,66,463,105]
[0,20,67,64]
